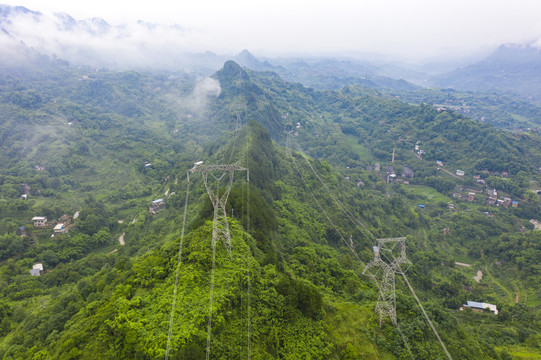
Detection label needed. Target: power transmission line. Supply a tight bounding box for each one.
[165,171,192,360]
[191,163,248,360]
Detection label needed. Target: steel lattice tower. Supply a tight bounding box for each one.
[192,163,248,256]
[363,237,410,327]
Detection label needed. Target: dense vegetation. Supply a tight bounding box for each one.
[0,55,540,359]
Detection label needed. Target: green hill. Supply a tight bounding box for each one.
[0,58,540,359]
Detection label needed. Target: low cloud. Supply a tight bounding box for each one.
[0,9,222,71]
[162,77,221,122]
[192,77,221,109]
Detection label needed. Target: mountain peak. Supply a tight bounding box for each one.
[233,49,276,72]
[238,49,254,57]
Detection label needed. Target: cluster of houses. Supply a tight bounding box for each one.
[30,214,73,237]
[485,188,519,208]
[364,162,415,185]
[452,181,519,209]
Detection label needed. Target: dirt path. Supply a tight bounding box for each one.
[473,270,483,283]
[118,232,125,245]
[439,167,463,180]
[455,262,471,267]
[515,292,520,304]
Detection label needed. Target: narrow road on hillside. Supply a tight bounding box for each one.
[119,232,125,245]
[439,167,463,180]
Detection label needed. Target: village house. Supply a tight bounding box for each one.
[386,166,396,183]
[530,219,541,230]
[456,169,465,176]
[442,227,450,235]
[30,263,43,276]
[468,193,475,201]
[512,201,519,208]
[460,301,498,315]
[402,165,414,179]
[17,226,26,236]
[464,186,482,193]
[32,216,47,227]
[149,199,165,214]
[502,198,511,208]
[58,214,72,225]
[53,223,66,234]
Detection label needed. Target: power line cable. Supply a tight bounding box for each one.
[165,171,192,360]
[400,271,453,360]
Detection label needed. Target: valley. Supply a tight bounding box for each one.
[0,55,539,359]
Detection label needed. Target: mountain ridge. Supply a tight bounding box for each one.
[0,49,539,359]
[432,43,541,103]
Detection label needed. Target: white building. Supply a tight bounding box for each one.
[53,223,65,234]
[32,216,47,227]
[461,301,498,315]
[30,263,44,276]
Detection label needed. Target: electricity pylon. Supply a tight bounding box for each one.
[191,163,248,257]
[363,237,410,327]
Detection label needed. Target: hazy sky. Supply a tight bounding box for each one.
[4,0,541,60]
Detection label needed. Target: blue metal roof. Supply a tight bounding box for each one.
[466,301,484,308]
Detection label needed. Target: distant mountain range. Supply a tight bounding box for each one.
[2,4,541,103]
[432,43,541,103]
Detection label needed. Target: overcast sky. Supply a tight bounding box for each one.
[4,0,541,60]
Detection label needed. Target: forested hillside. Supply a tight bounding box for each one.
[0,56,540,359]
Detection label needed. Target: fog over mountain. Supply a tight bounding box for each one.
[2,3,541,73]
[0,4,226,72]
[432,43,541,104]
[2,3,541,97]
